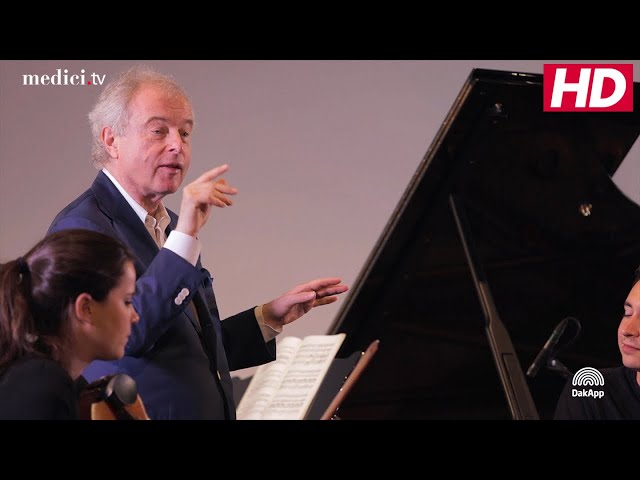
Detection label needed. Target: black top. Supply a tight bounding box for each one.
[554,366,640,420]
[0,357,83,420]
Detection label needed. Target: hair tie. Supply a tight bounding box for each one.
[17,257,30,275]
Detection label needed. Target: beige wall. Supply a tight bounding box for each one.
[1,60,638,378]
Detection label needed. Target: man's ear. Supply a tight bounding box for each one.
[102,126,119,159]
[73,293,95,325]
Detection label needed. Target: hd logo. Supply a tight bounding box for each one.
[543,64,633,112]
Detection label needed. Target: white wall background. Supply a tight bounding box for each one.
[1,60,638,378]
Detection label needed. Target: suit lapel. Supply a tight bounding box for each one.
[90,172,159,267]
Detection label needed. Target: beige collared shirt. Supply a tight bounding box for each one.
[144,203,171,248]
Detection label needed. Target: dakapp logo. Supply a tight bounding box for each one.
[571,367,605,399]
[543,64,633,112]
[22,68,106,86]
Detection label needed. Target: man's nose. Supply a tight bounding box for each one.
[621,314,640,336]
[167,131,184,154]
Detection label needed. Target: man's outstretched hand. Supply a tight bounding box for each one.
[262,277,349,329]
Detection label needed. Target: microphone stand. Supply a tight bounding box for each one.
[544,316,580,379]
[547,356,572,379]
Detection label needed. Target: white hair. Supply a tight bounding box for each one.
[87,65,193,168]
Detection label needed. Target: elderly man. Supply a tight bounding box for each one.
[48,65,348,420]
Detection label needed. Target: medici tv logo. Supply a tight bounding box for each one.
[571,367,605,399]
[22,68,106,86]
[543,64,633,112]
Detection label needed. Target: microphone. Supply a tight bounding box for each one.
[526,319,568,378]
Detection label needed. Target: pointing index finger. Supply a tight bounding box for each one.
[196,164,229,183]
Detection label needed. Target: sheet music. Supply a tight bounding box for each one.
[236,334,346,420]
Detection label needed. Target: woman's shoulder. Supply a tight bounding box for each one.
[0,356,76,420]
[2,356,69,382]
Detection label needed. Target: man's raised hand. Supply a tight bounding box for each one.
[176,164,238,238]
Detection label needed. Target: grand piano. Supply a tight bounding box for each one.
[329,68,640,420]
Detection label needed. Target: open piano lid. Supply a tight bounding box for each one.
[329,68,640,419]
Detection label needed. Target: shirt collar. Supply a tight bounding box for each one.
[102,168,162,224]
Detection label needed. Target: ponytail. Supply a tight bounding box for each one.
[0,258,39,371]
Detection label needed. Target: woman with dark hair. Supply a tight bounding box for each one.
[0,229,139,419]
[554,267,640,420]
